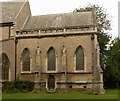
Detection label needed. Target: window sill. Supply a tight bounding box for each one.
[74,70,85,73]
[47,71,57,73]
[21,71,31,74]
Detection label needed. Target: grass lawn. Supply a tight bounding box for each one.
[2,89,119,99]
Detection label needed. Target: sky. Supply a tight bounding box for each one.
[1,0,119,39]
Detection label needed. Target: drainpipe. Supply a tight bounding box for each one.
[91,34,95,93]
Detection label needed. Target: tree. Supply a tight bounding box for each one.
[105,38,120,88]
[73,5,112,88]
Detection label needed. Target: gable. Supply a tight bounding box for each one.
[0,0,31,31]
[0,1,24,23]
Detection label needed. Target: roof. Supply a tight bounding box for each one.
[23,12,96,31]
[0,1,24,23]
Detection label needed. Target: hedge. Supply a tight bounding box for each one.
[2,80,34,93]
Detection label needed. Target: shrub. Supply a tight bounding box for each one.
[2,80,34,93]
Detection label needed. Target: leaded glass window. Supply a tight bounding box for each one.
[48,47,56,71]
[22,48,30,71]
[1,53,10,80]
[76,46,84,70]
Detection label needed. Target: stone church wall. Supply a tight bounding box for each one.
[16,33,97,92]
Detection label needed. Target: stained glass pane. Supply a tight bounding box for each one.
[22,48,30,71]
[76,46,84,70]
[1,53,9,80]
[48,48,56,71]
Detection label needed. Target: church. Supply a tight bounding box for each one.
[0,0,104,93]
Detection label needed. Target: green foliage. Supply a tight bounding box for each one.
[104,38,120,88]
[73,5,111,31]
[2,81,15,93]
[2,80,34,93]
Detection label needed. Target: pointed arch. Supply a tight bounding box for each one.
[22,48,30,71]
[47,47,56,71]
[75,46,84,70]
[0,53,10,81]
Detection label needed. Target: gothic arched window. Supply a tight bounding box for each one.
[0,53,10,80]
[76,46,84,70]
[22,48,30,71]
[48,47,56,71]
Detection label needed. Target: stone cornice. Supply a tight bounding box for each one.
[16,26,97,39]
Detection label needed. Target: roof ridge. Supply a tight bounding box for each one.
[31,11,93,17]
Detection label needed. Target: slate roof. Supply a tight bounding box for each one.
[0,1,96,31]
[0,1,24,23]
[23,12,96,31]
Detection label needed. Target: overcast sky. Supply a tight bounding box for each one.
[1,0,119,39]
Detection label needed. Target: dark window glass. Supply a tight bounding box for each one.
[48,75,55,89]
[22,48,30,71]
[1,53,9,80]
[76,46,84,70]
[48,47,56,71]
